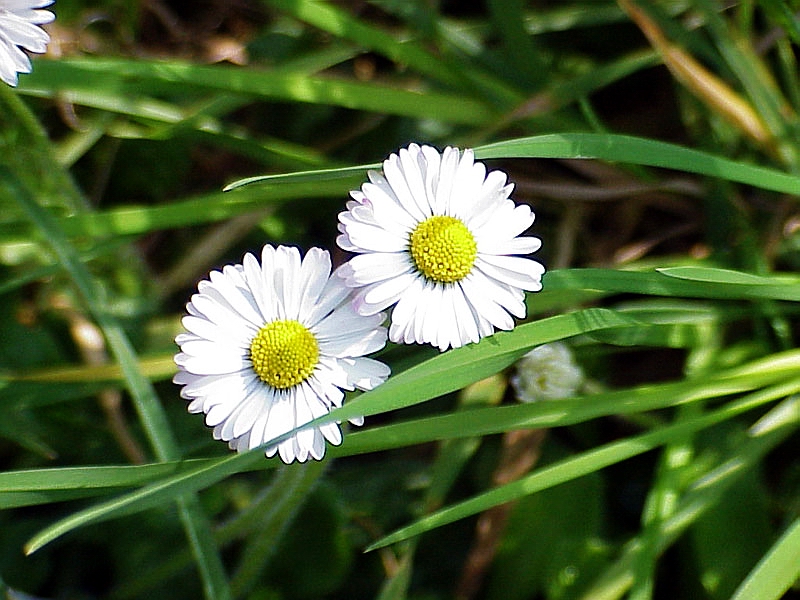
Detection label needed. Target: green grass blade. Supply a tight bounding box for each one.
[340,348,800,456]
[1,163,231,598]
[366,378,800,551]
[580,394,800,600]
[326,308,636,423]
[544,268,800,301]
[227,133,800,196]
[21,58,496,125]
[729,517,800,600]
[267,0,467,88]
[0,461,208,509]
[8,348,800,507]
[476,133,800,195]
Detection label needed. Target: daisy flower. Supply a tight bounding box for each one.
[174,245,390,464]
[0,0,54,87]
[337,143,545,352]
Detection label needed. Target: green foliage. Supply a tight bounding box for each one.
[1,1,799,599]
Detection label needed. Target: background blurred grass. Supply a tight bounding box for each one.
[1,1,800,599]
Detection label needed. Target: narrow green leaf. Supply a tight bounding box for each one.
[476,133,800,195]
[366,379,800,551]
[22,58,496,125]
[340,348,800,456]
[267,0,467,88]
[729,518,800,600]
[1,167,231,598]
[656,266,778,284]
[24,450,269,555]
[544,268,800,302]
[325,308,636,423]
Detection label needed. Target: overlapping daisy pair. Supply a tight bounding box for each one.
[0,0,54,87]
[174,144,545,463]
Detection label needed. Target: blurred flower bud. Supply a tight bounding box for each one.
[511,342,583,402]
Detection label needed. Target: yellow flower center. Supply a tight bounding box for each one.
[409,215,477,283]
[249,320,319,389]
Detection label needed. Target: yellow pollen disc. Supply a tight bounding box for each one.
[249,320,319,389]
[409,215,477,283]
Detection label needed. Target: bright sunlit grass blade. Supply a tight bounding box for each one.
[545,268,800,301]
[476,133,800,194]
[24,449,269,555]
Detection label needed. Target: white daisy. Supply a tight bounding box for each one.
[0,0,54,87]
[173,245,390,464]
[337,143,545,352]
[511,342,584,402]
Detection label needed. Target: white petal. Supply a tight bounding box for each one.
[175,351,250,376]
[242,252,276,322]
[272,245,303,319]
[479,235,542,256]
[297,247,332,321]
[361,181,418,231]
[383,150,430,222]
[335,356,391,390]
[181,315,250,347]
[357,272,418,314]
[476,255,545,291]
[460,275,516,330]
[386,277,427,344]
[473,201,535,241]
[342,251,414,286]
[343,221,408,253]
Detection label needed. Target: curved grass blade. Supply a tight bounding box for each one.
[476,133,800,195]
[24,312,800,553]
[22,307,631,552]
[0,461,208,509]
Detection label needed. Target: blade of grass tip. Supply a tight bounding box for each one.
[729,517,800,600]
[0,168,231,598]
[23,449,270,556]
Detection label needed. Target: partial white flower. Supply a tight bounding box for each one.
[511,342,583,402]
[337,143,545,351]
[0,0,54,87]
[174,245,390,464]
